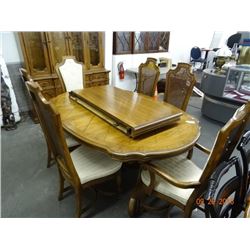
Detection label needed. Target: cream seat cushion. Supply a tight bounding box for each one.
[71,144,121,185]
[141,154,202,205]
[65,132,80,148]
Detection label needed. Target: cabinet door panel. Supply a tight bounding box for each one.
[46,32,70,72]
[87,32,104,69]
[68,32,85,65]
[38,79,63,99]
[21,32,51,77]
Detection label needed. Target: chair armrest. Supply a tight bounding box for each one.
[142,162,200,189]
[194,143,211,155]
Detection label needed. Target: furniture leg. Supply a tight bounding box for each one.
[75,187,82,218]
[58,170,65,201]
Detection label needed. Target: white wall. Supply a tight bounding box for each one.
[110,30,214,90]
[109,31,237,90]
[168,30,214,64]
[1,32,23,63]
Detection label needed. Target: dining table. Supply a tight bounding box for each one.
[50,85,200,162]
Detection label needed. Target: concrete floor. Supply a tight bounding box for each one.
[1,96,231,218]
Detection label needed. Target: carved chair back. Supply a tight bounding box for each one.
[26,81,50,137]
[204,156,244,217]
[137,58,160,97]
[237,130,250,205]
[55,56,84,92]
[187,102,250,211]
[164,63,196,111]
[27,81,80,187]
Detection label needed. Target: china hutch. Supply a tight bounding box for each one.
[18,32,109,100]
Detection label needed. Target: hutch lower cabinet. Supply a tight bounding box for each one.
[18,32,110,100]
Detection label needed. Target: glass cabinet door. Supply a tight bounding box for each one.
[239,72,250,94]
[68,32,85,65]
[225,69,241,91]
[87,32,104,68]
[46,32,70,72]
[21,32,51,76]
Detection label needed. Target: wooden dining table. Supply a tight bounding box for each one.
[50,85,200,162]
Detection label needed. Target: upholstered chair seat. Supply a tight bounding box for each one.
[71,144,121,185]
[141,154,202,205]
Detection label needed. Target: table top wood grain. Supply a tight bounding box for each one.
[51,86,200,162]
[69,86,183,138]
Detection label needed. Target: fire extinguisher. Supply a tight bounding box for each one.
[118,62,125,80]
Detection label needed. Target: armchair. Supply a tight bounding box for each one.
[204,157,244,217]
[128,102,250,217]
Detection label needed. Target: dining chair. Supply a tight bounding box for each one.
[204,156,245,218]
[237,130,250,217]
[128,101,250,217]
[190,46,206,70]
[227,33,241,49]
[19,68,39,123]
[204,129,250,218]
[27,81,122,217]
[27,81,80,168]
[164,62,196,112]
[137,58,160,97]
[55,56,84,92]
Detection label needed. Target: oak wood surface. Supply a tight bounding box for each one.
[18,32,109,99]
[51,87,201,161]
[70,86,183,138]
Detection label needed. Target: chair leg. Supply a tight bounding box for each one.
[128,182,147,217]
[128,197,140,217]
[116,170,122,194]
[187,148,193,159]
[47,144,54,168]
[58,170,65,201]
[75,187,82,218]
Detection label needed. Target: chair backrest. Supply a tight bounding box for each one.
[204,156,244,217]
[237,130,250,200]
[137,58,160,97]
[227,33,242,49]
[164,63,196,111]
[55,56,84,92]
[190,47,201,60]
[26,81,80,187]
[26,80,47,127]
[187,102,250,209]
